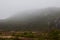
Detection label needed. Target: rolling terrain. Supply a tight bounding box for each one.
[0,7,60,31]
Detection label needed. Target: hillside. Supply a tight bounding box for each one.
[0,7,60,31]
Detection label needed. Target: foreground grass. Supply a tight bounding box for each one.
[0,30,60,40]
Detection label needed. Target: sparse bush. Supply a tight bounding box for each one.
[48,30,60,40]
[20,32,34,38]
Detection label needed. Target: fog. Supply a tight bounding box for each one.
[0,0,60,19]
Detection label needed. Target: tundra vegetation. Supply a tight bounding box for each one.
[0,30,59,40]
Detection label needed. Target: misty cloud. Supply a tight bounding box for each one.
[0,0,60,19]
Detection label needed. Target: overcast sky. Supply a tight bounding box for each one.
[0,0,60,19]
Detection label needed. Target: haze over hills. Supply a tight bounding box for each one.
[0,7,60,31]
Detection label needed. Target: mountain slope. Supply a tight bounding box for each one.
[0,7,60,31]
